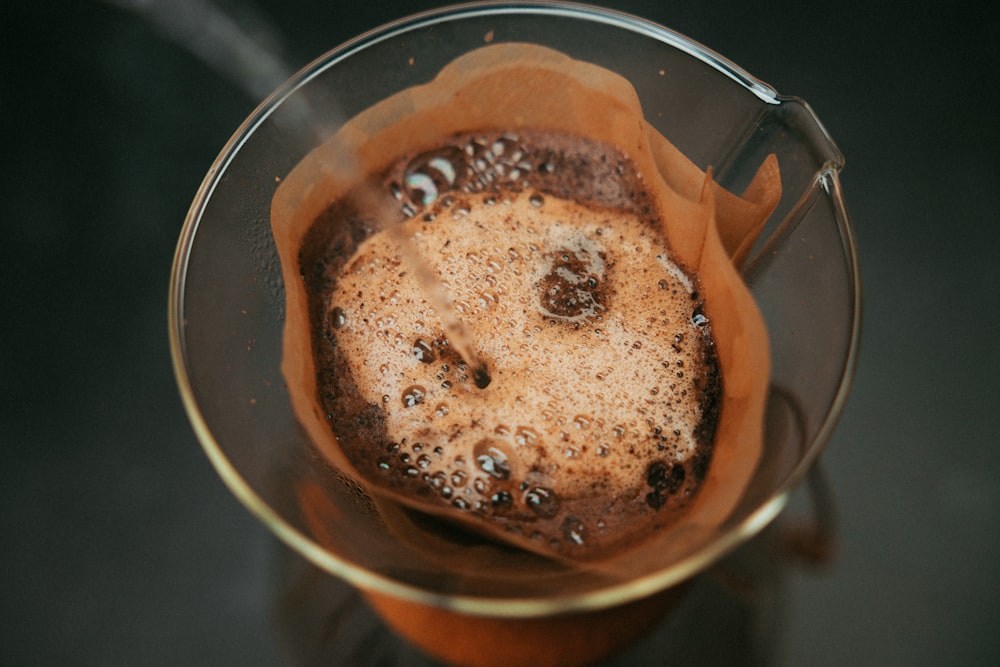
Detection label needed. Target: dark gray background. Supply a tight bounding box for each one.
[3,1,998,664]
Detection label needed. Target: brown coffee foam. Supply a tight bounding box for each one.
[272,44,779,579]
[323,188,717,556]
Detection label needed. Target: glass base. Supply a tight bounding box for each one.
[272,520,801,666]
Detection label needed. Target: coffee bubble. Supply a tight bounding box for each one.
[401,385,426,407]
[401,147,465,207]
[412,338,436,363]
[561,516,587,546]
[491,490,513,510]
[474,440,513,480]
[524,486,560,518]
[328,306,348,330]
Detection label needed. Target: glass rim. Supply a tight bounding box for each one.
[168,0,861,617]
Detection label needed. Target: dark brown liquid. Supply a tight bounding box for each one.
[298,129,721,559]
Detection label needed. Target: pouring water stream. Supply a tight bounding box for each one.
[111,0,491,385]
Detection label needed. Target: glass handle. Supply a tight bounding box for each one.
[777,461,837,566]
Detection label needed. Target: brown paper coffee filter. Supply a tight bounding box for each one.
[272,44,779,584]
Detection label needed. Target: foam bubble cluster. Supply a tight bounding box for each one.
[311,131,721,558]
